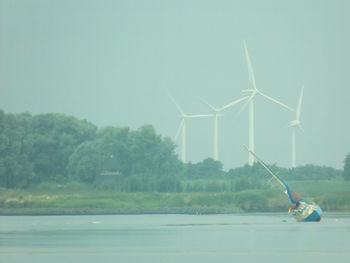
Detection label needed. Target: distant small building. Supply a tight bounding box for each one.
[97,156,123,183]
[100,170,121,176]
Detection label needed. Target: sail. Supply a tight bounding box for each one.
[245,146,303,204]
[274,173,302,204]
[286,186,302,204]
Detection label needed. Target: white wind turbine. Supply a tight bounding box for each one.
[202,97,248,161]
[241,41,294,165]
[288,86,304,168]
[170,97,213,163]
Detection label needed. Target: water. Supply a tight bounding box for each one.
[1,213,349,263]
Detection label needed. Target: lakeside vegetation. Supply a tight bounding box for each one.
[1,109,349,215]
[1,179,350,215]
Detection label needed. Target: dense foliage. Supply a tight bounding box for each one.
[0,110,182,190]
[0,109,345,194]
[183,158,224,179]
[2,179,350,214]
[227,163,342,181]
[343,154,350,180]
[68,125,183,192]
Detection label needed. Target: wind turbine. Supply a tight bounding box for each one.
[288,86,304,168]
[241,41,294,165]
[202,96,248,161]
[170,96,213,163]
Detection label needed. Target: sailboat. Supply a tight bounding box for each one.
[246,148,323,222]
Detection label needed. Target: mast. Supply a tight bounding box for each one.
[245,147,302,204]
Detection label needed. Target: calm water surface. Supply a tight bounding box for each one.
[1,213,349,263]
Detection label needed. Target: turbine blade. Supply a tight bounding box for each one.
[187,114,214,118]
[219,96,249,111]
[298,124,305,133]
[167,92,185,116]
[244,41,258,91]
[259,91,294,111]
[287,119,298,128]
[174,119,184,141]
[296,86,304,121]
[235,95,254,117]
[201,98,218,111]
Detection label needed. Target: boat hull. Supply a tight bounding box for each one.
[293,204,322,222]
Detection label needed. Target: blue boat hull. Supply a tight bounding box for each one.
[293,204,322,222]
[300,206,322,222]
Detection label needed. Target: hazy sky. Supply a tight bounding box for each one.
[1,0,349,169]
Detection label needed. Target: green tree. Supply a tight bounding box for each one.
[227,163,341,181]
[67,140,102,183]
[128,125,182,192]
[26,113,97,183]
[184,158,224,179]
[68,126,132,183]
[130,125,182,177]
[343,154,350,180]
[68,125,183,192]
[0,111,34,188]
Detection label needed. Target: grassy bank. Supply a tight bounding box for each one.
[1,179,349,215]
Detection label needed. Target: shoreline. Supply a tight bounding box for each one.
[1,207,349,216]
[0,207,244,216]
[1,186,349,216]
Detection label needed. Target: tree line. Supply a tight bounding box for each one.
[0,109,347,191]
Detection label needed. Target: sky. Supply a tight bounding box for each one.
[1,0,349,170]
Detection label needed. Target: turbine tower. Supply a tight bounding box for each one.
[202,97,248,161]
[288,86,304,168]
[170,96,213,163]
[242,41,294,165]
